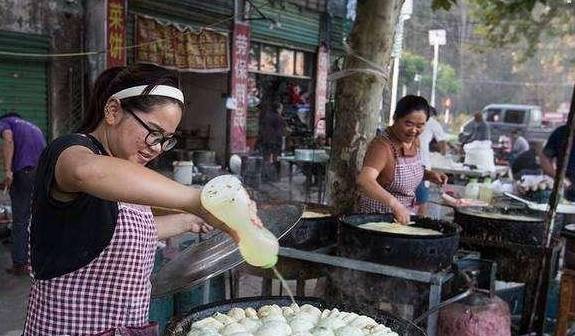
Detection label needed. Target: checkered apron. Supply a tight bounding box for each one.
[24,203,157,336]
[358,132,424,213]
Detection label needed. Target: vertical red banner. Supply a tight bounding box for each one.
[314,44,329,137]
[106,0,127,68]
[229,22,250,153]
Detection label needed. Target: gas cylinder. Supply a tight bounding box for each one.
[438,292,511,336]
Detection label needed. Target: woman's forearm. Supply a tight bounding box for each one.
[358,177,399,208]
[58,148,203,214]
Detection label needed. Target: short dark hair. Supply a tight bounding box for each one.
[393,95,430,121]
[0,112,21,120]
[78,63,183,133]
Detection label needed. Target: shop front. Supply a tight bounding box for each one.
[125,0,234,168]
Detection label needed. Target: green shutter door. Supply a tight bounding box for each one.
[250,0,321,51]
[0,31,49,134]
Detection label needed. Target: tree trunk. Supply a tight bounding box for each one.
[327,0,404,213]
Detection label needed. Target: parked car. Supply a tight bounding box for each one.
[460,104,554,144]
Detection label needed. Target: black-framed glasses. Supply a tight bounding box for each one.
[126,109,178,151]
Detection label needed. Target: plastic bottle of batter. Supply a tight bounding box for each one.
[201,175,278,268]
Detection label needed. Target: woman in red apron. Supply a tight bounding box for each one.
[24,64,258,336]
[357,95,448,224]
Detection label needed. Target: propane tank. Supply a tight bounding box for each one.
[438,292,511,336]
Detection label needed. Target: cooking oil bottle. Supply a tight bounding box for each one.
[201,175,279,268]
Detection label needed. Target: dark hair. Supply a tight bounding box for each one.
[0,112,21,120]
[393,95,430,121]
[429,106,438,117]
[78,63,183,133]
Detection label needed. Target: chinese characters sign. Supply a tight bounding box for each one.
[314,44,329,137]
[106,0,126,67]
[229,22,250,153]
[136,15,229,72]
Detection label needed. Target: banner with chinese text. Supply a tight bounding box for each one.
[106,0,127,67]
[314,44,329,137]
[229,22,250,153]
[136,15,229,72]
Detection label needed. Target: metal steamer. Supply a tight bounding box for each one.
[453,205,562,333]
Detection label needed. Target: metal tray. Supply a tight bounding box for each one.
[151,203,304,297]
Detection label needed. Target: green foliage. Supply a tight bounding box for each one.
[432,0,574,61]
[399,51,461,96]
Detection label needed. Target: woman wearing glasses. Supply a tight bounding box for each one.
[23,64,260,336]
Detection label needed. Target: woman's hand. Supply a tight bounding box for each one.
[184,215,213,234]
[391,200,411,224]
[426,170,449,186]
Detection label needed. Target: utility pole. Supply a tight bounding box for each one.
[388,0,413,124]
[429,29,446,107]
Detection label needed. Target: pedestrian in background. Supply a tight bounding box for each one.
[1,112,46,276]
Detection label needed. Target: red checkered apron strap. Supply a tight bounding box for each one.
[24,203,157,336]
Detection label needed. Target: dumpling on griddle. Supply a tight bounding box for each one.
[334,326,363,336]
[228,308,247,321]
[221,322,248,335]
[187,327,220,336]
[255,321,291,336]
[239,318,262,333]
[310,326,335,336]
[214,312,236,325]
[289,317,315,333]
[191,317,225,331]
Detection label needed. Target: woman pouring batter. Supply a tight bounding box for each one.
[24,64,260,336]
[356,95,448,224]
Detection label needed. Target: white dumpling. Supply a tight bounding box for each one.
[349,316,377,330]
[261,314,287,324]
[335,326,364,336]
[328,309,341,319]
[258,305,283,318]
[317,317,347,330]
[369,325,397,336]
[228,308,247,321]
[221,322,248,336]
[321,309,331,319]
[369,325,392,334]
[289,318,315,333]
[291,311,320,324]
[227,333,252,336]
[192,317,225,331]
[187,327,219,336]
[341,313,359,324]
[255,321,291,336]
[214,312,236,325]
[310,326,336,336]
[290,303,301,313]
[292,332,313,336]
[282,306,296,318]
[245,308,258,319]
[239,318,263,333]
[300,305,322,319]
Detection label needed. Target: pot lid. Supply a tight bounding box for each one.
[151,202,304,297]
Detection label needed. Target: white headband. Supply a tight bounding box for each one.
[111,85,184,104]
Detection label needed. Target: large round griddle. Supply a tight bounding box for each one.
[151,203,304,297]
[165,296,427,336]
